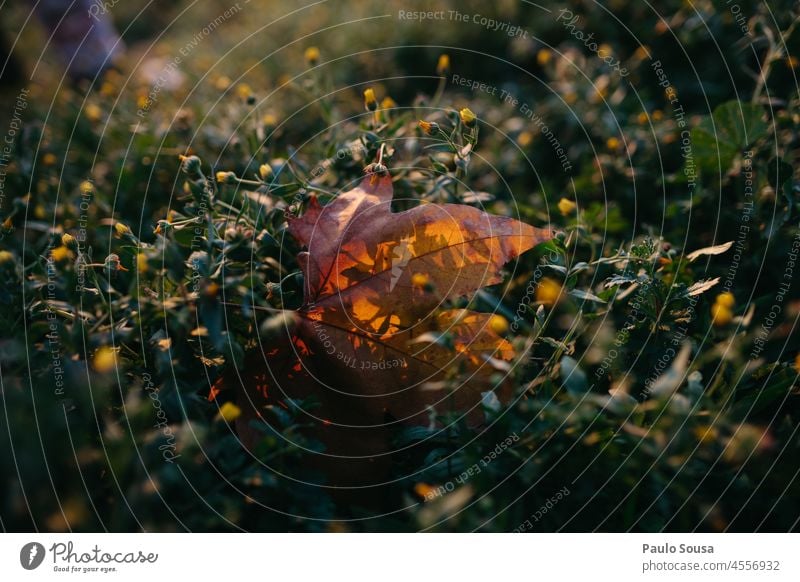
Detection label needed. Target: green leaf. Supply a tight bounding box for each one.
[691,101,769,174]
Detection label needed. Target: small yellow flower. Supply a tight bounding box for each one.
[84,103,102,122]
[436,54,450,75]
[80,180,94,194]
[214,75,231,91]
[216,171,236,184]
[489,314,509,335]
[304,46,320,66]
[557,197,577,216]
[262,113,277,128]
[137,253,148,273]
[597,44,613,58]
[363,88,377,111]
[715,292,735,308]
[536,278,562,307]
[652,110,664,121]
[0,250,14,265]
[42,153,57,166]
[418,120,438,135]
[236,83,252,100]
[114,222,131,238]
[34,205,47,219]
[693,425,718,445]
[61,233,77,249]
[217,401,242,422]
[411,273,429,288]
[536,48,552,66]
[99,82,115,97]
[459,107,477,127]
[93,347,118,373]
[786,56,799,69]
[711,303,733,326]
[380,96,397,109]
[414,482,436,500]
[637,112,649,125]
[517,131,533,147]
[606,136,621,150]
[50,245,71,263]
[205,282,220,298]
[259,164,273,181]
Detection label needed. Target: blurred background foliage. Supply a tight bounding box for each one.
[0,0,799,531]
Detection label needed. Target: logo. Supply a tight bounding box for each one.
[20,542,45,570]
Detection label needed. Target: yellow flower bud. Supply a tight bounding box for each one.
[536,278,562,307]
[606,137,620,150]
[0,250,14,265]
[259,164,273,181]
[217,401,242,422]
[93,347,118,373]
[114,222,131,238]
[459,107,477,127]
[236,83,252,100]
[711,303,733,326]
[84,103,102,122]
[61,233,77,248]
[715,292,735,308]
[50,245,71,263]
[411,273,429,288]
[418,120,437,135]
[557,198,577,216]
[380,96,397,109]
[363,88,377,111]
[489,314,509,335]
[216,171,236,184]
[304,46,320,66]
[536,49,552,66]
[436,54,450,75]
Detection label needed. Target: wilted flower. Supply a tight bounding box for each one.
[104,253,128,272]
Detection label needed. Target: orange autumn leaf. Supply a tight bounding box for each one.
[232,168,553,488]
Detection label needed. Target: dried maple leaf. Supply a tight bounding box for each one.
[232,170,553,488]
